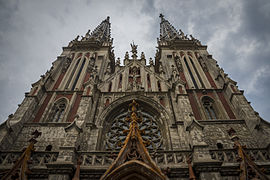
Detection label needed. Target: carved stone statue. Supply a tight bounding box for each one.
[106,63,111,74]
[125,51,129,60]
[171,65,179,82]
[116,58,121,66]
[141,52,145,60]
[159,65,164,73]
[130,42,138,60]
[91,66,98,80]
[149,58,154,66]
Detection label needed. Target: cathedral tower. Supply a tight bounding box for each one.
[0,15,270,180]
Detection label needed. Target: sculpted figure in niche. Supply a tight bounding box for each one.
[116,58,120,66]
[171,65,179,82]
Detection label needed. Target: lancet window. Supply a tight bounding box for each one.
[48,99,67,122]
[202,96,217,119]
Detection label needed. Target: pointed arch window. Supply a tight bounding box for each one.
[71,58,86,90]
[118,74,122,89]
[157,81,162,92]
[108,82,112,92]
[49,99,67,122]
[202,96,217,120]
[147,74,151,89]
[65,58,81,89]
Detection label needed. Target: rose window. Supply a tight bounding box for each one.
[105,111,163,151]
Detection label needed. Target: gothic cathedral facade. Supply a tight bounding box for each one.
[0,15,270,180]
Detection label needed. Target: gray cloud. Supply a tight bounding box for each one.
[0,0,269,122]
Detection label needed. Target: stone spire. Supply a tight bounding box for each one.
[159,14,182,41]
[88,16,111,42]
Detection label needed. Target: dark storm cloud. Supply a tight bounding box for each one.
[0,0,270,122]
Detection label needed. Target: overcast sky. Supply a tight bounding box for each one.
[0,0,270,123]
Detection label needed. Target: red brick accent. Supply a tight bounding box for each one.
[80,72,91,91]
[230,85,237,92]
[196,91,215,100]
[76,53,82,59]
[180,51,184,57]
[179,72,189,89]
[33,94,53,122]
[178,86,183,94]
[67,94,82,122]
[159,98,165,106]
[187,92,201,120]
[86,87,91,95]
[205,71,217,88]
[71,53,75,60]
[85,52,90,58]
[52,72,65,90]
[187,52,193,57]
[195,52,199,58]
[217,92,236,119]
[55,94,72,101]
[104,98,110,107]
[31,87,38,96]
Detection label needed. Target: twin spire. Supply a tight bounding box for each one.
[70,14,201,46]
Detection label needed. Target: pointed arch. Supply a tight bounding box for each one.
[201,96,218,120]
[96,95,174,150]
[103,160,166,180]
[47,98,68,122]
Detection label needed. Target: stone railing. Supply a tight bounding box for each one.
[0,151,58,167]
[209,148,270,163]
[78,150,192,167]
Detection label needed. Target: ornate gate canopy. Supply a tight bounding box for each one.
[101,100,167,180]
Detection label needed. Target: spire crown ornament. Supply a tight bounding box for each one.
[130,42,138,60]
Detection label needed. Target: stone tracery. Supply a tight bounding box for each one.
[105,110,163,151]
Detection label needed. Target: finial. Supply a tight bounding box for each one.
[75,35,80,41]
[159,13,164,20]
[149,58,154,65]
[85,29,91,37]
[106,16,110,22]
[141,52,145,60]
[125,51,129,60]
[130,41,138,60]
[116,57,120,66]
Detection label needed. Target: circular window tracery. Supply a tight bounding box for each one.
[105,110,163,151]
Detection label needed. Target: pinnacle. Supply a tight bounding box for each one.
[159,13,165,22]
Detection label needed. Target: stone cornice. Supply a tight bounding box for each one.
[173,119,245,126]
[158,39,207,50]
[23,122,71,127]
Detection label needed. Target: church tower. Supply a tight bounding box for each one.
[0,15,270,180]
